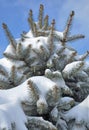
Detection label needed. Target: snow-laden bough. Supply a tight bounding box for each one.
[0,4,89,130]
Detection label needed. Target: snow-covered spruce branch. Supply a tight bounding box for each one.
[0,4,89,130]
[27,116,57,130]
[0,63,26,89]
[63,95,89,130]
[0,76,61,130]
[2,4,85,77]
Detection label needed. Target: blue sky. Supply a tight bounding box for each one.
[0,0,89,59]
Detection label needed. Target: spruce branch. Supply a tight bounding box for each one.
[28,9,34,35]
[52,55,60,70]
[17,64,27,70]
[39,45,49,60]
[27,116,57,130]
[66,34,85,42]
[32,48,41,57]
[52,85,60,102]
[21,44,32,59]
[37,30,49,36]
[10,65,16,82]
[21,31,29,41]
[42,15,49,30]
[23,67,31,75]
[25,56,37,66]
[47,19,55,52]
[21,34,25,42]
[17,75,26,85]
[0,65,8,76]
[9,65,25,86]
[75,82,89,101]
[27,80,40,100]
[0,76,9,89]
[32,48,46,63]
[3,52,18,60]
[34,23,38,37]
[2,23,17,49]
[38,4,44,29]
[8,65,26,87]
[63,11,74,41]
[16,43,31,63]
[16,43,24,60]
[66,51,77,63]
[56,46,65,56]
[52,31,63,41]
[62,61,84,79]
[78,51,89,61]
[50,19,55,31]
[0,65,26,89]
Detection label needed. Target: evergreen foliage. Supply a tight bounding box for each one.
[0,4,89,130]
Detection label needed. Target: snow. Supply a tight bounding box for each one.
[76,71,89,82]
[58,97,75,110]
[0,100,27,130]
[64,95,89,126]
[54,42,64,51]
[54,31,64,40]
[4,44,16,55]
[62,61,84,79]
[50,107,59,121]
[62,48,76,58]
[0,75,61,129]
[45,69,72,95]
[45,69,65,88]
[0,58,13,69]
[30,76,57,97]
[25,30,34,38]
[60,97,74,106]
[0,76,59,104]
[21,36,48,50]
[36,95,48,114]
[83,61,89,71]
[0,81,29,104]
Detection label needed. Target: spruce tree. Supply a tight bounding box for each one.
[0,4,89,130]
